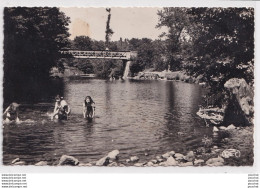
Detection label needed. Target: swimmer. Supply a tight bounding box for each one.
[51,95,71,120]
[83,96,95,119]
[3,102,20,124]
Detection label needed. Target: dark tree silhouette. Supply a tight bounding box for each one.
[105,8,114,49]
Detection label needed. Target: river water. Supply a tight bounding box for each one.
[3,78,213,165]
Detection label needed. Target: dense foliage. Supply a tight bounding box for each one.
[4,7,70,102]
[157,8,254,93]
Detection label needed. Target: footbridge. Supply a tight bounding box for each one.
[60,50,137,78]
[60,50,137,60]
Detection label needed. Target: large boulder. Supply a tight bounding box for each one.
[96,150,120,166]
[162,152,171,159]
[58,155,79,166]
[106,150,120,161]
[96,156,110,166]
[224,78,254,125]
[174,153,184,161]
[163,156,178,166]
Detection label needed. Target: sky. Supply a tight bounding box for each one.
[60,8,167,41]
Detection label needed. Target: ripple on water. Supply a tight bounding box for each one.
[3,79,210,165]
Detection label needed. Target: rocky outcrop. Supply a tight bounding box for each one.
[224,78,254,126]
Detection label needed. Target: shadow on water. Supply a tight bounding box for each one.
[3,77,65,107]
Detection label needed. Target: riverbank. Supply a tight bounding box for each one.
[9,124,253,167]
[131,70,204,85]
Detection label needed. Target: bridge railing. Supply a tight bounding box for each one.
[60,50,136,60]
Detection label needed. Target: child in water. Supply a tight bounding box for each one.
[52,95,71,120]
[83,96,95,119]
[3,102,20,123]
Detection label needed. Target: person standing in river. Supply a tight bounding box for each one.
[3,102,20,124]
[51,95,71,120]
[83,96,95,119]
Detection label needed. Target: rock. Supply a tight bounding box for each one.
[106,150,120,161]
[184,151,195,162]
[179,162,193,167]
[134,163,143,167]
[162,152,171,159]
[35,161,48,166]
[206,157,224,166]
[126,159,130,163]
[151,160,157,164]
[153,164,159,167]
[130,156,139,162]
[108,162,118,167]
[213,146,218,149]
[78,163,92,167]
[147,162,154,167]
[119,164,125,167]
[194,159,205,165]
[96,156,110,166]
[157,158,163,163]
[164,156,178,166]
[224,78,253,125]
[213,126,219,132]
[144,153,149,156]
[219,126,227,130]
[14,161,26,165]
[11,158,20,164]
[174,153,184,160]
[169,151,176,156]
[159,162,165,166]
[156,156,162,160]
[226,124,236,130]
[58,155,79,166]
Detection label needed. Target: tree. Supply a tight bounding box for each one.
[157,8,254,93]
[157,8,196,71]
[186,8,254,92]
[105,8,114,49]
[73,36,93,50]
[4,7,70,102]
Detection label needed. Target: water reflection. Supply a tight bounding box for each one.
[3,78,211,165]
[3,78,65,107]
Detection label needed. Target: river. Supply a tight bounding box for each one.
[3,78,213,165]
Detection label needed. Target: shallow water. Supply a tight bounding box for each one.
[3,78,213,165]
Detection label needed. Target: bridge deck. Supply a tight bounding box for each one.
[60,50,137,60]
